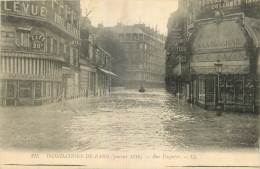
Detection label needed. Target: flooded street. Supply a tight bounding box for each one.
[0,89,259,152]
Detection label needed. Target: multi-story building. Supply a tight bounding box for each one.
[112,24,166,89]
[0,0,81,105]
[79,16,114,97]
[165,0,260,112]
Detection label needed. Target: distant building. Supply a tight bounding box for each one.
[80,16,115,97]
[165,0,260,112]
[0,0,81,105]
[110,24,166,89]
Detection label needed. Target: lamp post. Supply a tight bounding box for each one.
[214,60,223,116]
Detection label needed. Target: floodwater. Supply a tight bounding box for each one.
[0,89,259,152]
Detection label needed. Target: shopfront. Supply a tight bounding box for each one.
[1,79,62,106]
[190,12,257,112]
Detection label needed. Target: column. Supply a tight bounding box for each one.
[41,59,44,75]
[10,57,13,74]
[28,58,31,74]
[33,59,36,75]
[25,58,28,74]
[14,57,17,74]
[37,59,40,75]
[18,58,21,74]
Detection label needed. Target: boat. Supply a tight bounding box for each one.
[139,86,145,92]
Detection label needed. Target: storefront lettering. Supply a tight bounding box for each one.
[1,73,62,81]
[193,65,249,74]
[192,51,247,62]
[197,40,240,50]
[53,13,80,38]
[31,34,45,49]
[1,51,44,58]
[198,0,259,9]
[1,1,80,38]
[2,1,47,17]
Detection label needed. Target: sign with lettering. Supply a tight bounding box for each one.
[192,51,247,62]
[1,51,64,62]
[198,0,259,9]
[191,65,249,74]
[0,73,62,82]
[192,20,247,52]
[53,13,80,38]
[31,34,45,49]
[1,1,80,38]
[1,1,47,17]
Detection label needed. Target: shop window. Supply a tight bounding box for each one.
[42,82,46,97]
[19,81,31,98]
[7,81,15,97]
[198,77,205,101]
[234,75,243,104]
[225,75,234,103]
[245,77,254,104]
[35,82,42,99]
[47,83,51,97]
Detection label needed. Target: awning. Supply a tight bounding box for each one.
[98,68,117,76]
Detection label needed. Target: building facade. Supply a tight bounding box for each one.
[79,16,114,97]
[112,24,166,89]
[0,0,80,105]
[165,0,260,112]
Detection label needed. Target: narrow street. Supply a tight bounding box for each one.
[0,89,258,152]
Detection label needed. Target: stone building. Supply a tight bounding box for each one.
[79,16,115,97]
[0,0,81,105]
[111,24,166,89]
[165,0,260,112]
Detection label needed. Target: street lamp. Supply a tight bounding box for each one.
[214,60,223,116]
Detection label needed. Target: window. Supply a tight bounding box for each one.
[19,81,32,98]
[42,82,46,97]
[16,30,30,48]
[47,36,51,53]
[7,81,15,97]
[53,39,57,54]
[59,42,64,55]
[198,76,205,101]
[35,82,42,99]
[73,48,77,65]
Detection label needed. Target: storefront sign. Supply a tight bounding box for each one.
[1,51,44,58]
[53,13,80,38]
[192,20,247,52]
[1,1,80,38]
[1,51,64,62]
[1,73,62,82]
[198,0,259,9]
[31,34,45,49]
[1,1,47,17]
[192,51,247,62]
[192,65,249,74]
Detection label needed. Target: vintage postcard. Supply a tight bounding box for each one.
[0,0,259,168]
